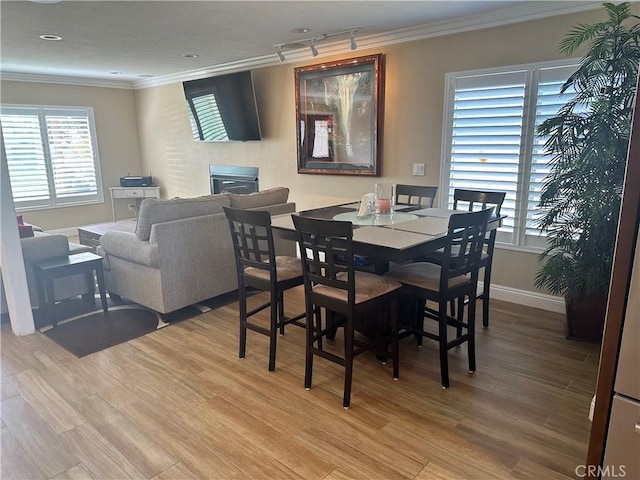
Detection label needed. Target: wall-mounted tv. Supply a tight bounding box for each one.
[183,71,262,142]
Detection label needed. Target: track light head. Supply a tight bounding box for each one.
[276,47,285,62]
[349,32,357,50]
[310,42,319,57]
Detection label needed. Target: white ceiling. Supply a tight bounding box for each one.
[1,1,601,89]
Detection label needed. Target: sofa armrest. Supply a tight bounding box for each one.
[100,231,160,268]
[21,233,69,262]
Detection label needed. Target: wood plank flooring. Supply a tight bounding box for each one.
[1,288,600,479]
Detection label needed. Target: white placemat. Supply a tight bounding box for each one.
[353,226,435,249]
[382,216,450,236]
[412,207,456,218]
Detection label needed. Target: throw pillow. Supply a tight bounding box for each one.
[227,187,289,209]
[17,216,34,238]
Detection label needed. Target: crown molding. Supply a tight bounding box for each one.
[0,71,134,89]
[4,1,602,90]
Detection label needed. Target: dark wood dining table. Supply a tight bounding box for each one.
[271,202,506,344]
[271,202,504,274]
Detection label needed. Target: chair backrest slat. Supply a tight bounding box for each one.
[223,207,277,277]
[395,184,438,208]
[292,215,355,302]
[441,209,493,282]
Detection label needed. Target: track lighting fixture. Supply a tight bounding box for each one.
[274,28,358,61]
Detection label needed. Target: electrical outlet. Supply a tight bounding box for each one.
[413,163,425,176]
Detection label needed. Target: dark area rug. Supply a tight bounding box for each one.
[38,291,239,357]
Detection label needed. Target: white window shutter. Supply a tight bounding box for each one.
[0,105,103,210]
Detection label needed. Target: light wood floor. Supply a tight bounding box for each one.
[1,288,600,480]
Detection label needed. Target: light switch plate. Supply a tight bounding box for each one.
[413,163,425,176]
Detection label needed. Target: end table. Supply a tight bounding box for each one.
[32,252,108,327]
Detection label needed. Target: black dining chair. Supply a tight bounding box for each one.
[384,208,492,389]
[451,189,506,327]
[223,206,306,371]
[395,184,438,209]
[292,215,402,409]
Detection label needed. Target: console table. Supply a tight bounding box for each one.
[108,186,160,221]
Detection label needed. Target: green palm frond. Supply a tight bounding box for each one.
[535,2,639,302]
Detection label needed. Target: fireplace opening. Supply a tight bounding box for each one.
[210,165,259,194]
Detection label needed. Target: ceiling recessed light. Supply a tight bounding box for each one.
[109,71,123,75]
[291,27,311,34]
[183,53,199,58]
[39,34,62,41]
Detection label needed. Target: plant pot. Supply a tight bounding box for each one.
[564,294,607,342]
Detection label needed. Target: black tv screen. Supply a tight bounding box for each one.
[183,71,262,142]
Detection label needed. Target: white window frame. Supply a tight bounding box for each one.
[439,59,581,253]
[0,104,104,211]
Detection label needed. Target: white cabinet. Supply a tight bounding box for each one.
[108,186,161,221]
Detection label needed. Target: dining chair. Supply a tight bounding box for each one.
[395,184,438,209]
[292,215,402,409]
[384,208,492,389]
[452,189,506,327]
[223,206,306,371]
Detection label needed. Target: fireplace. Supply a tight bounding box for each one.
[210,165,259,194]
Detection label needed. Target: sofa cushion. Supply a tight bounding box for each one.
[135,194,231,241]
[228,187,289,209]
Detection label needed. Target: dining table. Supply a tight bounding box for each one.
[271,201,505,345]
[271,201,504,274]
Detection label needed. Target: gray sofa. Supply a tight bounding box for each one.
[99,187,296,314]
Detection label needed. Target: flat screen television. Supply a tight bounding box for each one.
[183,71,262,142]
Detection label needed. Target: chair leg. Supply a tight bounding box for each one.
[482,265,491,328]
[438,300,450,389]
[304,304,316,391]
[278,290,285,335]
[456,296,464,339]
[268,290,278,371]
[238,285,247,360]
[468,292,477,374]
[343,315,355,409]
[392,297,399,381]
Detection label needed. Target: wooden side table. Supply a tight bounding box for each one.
[32,252,108,327]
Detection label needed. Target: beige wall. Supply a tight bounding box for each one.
[134,9,605,294]
[1,81,142,229]
[1,8,609,295]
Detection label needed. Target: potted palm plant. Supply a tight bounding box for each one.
[535,2,639,341]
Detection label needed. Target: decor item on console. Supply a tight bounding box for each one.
[98,187,296,315]
[295,54,383,176]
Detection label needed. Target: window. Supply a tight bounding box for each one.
[0,105,103,210]
[440,61,584,250]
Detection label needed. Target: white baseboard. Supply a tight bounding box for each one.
[486,282,565,313]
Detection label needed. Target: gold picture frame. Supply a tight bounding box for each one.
[295,54,384,176]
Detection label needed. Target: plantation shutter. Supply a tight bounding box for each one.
[1,109,50,203]
[446,70,527,244]
[526,65,583,245]
[187,94,229,141]
[0,105,103,209]
[443,62,579,249]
